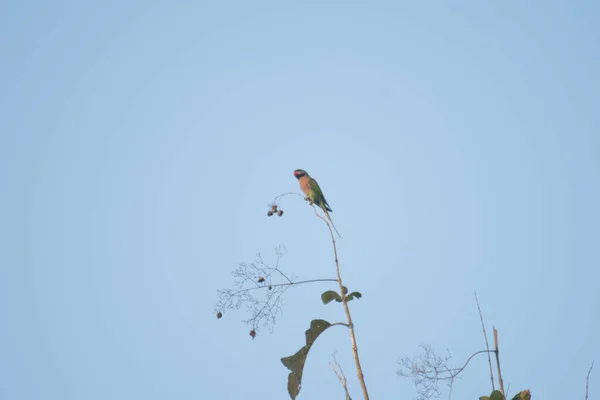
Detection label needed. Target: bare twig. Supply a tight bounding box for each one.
[312,205,370,400]
[330,353,352,400]
[474,292,495,391]
[270,192,305,208]
[586,361,594,400]
[493,328,505,396]
[330,322,351,329]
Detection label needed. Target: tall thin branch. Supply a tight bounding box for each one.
[586,361,594,400]
[313,206,370,400]
[474,292,495,391]
[493,327,505,396]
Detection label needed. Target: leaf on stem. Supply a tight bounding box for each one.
[321,290,341,304]
[280,319,332,399]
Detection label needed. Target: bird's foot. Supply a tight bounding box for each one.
[302,197,314,206]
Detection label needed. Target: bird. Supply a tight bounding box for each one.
[293,169,341,238]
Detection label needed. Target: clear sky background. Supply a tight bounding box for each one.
[1,1,599,399]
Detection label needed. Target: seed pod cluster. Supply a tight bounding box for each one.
[267,204,284,217]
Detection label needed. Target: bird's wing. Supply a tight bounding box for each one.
[308,178,324,198]
[309,178,332,211]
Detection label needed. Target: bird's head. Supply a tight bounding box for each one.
[293,169,308,179]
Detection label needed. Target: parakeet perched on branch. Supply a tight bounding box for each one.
[293,169,341,238]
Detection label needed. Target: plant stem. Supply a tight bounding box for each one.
[334,241,369,400]
[316,208,369,400]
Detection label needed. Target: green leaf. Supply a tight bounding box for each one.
[489,391,505,400]
[511,390,530,400]
[281,319,332,399]
[479,397,490,400]
[345,292,363,301]
[321,290,341,305]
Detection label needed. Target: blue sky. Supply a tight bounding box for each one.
[1,1,599,399]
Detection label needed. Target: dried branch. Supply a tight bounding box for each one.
[586,361,594,400]
[330,353,352,400]
[474,291,495,391]
[493,328,505,396]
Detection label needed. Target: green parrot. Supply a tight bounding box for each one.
[293,169,341,238]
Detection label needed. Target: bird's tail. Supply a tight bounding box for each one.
[323,209,342,239]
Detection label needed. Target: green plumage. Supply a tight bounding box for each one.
[307,178,333,213]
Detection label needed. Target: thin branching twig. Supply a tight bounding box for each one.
[330,353,352,400]
[398,345,495,400]
[215,245,337,333]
